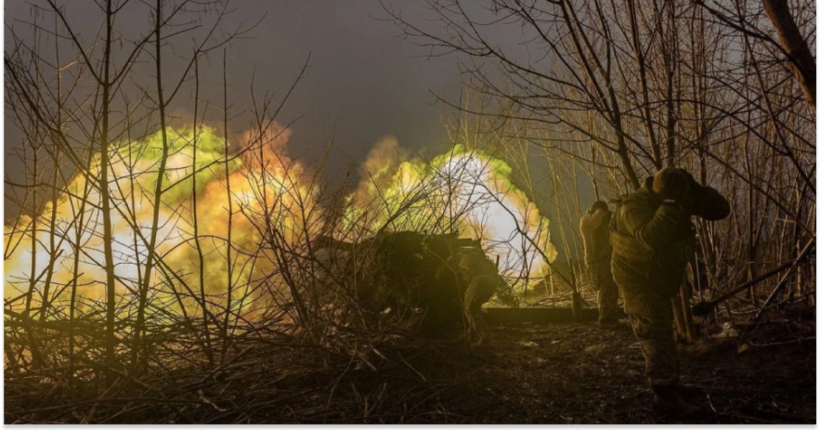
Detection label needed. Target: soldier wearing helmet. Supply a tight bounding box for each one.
[610,167,730,416]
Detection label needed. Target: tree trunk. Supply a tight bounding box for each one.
[100,0,119,367]
[761,0,816,111]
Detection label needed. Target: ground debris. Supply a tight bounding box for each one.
[5,321,814,424]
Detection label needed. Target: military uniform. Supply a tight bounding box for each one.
[610,176,729,388]
[580,208,619,323]
[434,247,500,343]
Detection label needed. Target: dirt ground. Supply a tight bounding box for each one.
[11,317,812,424]
[289,320,816,424]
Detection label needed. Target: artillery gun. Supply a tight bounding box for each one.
[313,231,504,342]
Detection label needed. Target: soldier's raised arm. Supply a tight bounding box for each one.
[620,202,688,252]
[682,171,730,221]
[580,208,606,234]
[690,185,731,221]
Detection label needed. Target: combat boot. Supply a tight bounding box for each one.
[652,384,701,417]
